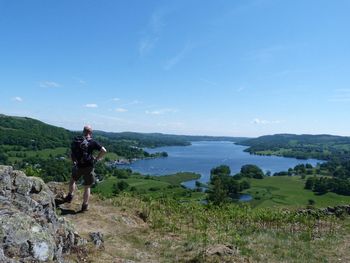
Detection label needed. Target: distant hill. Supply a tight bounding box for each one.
[238,134,350,160]
[0,114,71,150]
[0,114,246,150]
[95,130,247,148]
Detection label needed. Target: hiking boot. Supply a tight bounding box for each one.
[81,203,89,212]
[64,193,73,203]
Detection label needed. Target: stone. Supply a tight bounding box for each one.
[90,232,104,249]
[0,165,85,262]
[205,244,238,256]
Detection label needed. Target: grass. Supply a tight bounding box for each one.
[7,147,68,162]
[6,146,122,164]
[104,151,120,160]
[110,193,350,263]
[95,173,350,209]
[244,175,350,208]
[253,148,292,156]
[93,172,205,201]
[158,172,201,185]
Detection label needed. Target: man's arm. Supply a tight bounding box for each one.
[71,153,77,165]
[96,146,107,161]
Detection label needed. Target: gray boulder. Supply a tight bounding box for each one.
[0,165,83,262]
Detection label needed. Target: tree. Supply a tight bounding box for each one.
[313,178,328,194]
[113,180,129,195]
[305,163,313,169]
[208,165,250,205]
[0,152,8,164]
[305,177,316,190]
[240,180,250,190]
[294,164,306,175]
[207,176,228,205]
[308,199,315,206]
[210,165,230,178]
[240,164,264,179]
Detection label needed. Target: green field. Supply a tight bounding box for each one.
[7,147,68,162]
[158,172,201,185]
[104,151,120,160]
[93,172,204,200]
[6,146,121,163]
[244,175,350,208]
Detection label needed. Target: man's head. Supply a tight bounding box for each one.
[83,125,93,136]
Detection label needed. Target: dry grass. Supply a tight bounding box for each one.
[52,183,350,263]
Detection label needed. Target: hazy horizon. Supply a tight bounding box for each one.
[1,1,349,137]
[3,112,350,139]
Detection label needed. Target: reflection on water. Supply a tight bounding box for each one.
[239,194,253,202]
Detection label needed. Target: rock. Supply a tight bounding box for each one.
[0,165,85,262]
[90,232,104,248]
[205,244,238,256]
[121,215,137,226]
[297,205,350,218]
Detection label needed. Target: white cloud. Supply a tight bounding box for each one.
[138,9,166,56]
[112,97,120,102]
[12,96,23,102]
[39,81,61,88]
[200,78,218,86]
[252,118,282,125]
[236,86,246,92]
[116,108,128,112]
[245,44,305,62]
[164,44,193,70]
[92,113,124,121]
[84,104,98,108]
[121,100,141,107]
[139,37,159,56]
[74,78,86,85]
[150,10,166,33]
[145,108,178,115]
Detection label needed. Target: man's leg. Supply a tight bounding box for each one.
[65,166,79,202]
[68,177,76,195]
[83,185,91,205]
[81,167,94,211]
[81,185,91,211]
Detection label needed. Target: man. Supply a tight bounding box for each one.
[65,125,107,212]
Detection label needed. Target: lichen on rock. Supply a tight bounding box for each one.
[0,165,84,262]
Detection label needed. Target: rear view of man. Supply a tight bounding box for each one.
[65,125,107,212]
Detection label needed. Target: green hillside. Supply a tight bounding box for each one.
[239,133,350,160]
[94,131,247,148]
[0,114,71,150]
[245,175,350,208]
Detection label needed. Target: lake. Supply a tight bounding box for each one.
[119,141,322,188]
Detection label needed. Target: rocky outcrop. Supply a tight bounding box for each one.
[297,205,350,218]
[0,165,83,262]
[89,232,104,249]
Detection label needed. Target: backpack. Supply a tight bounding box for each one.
[71,136,93,165]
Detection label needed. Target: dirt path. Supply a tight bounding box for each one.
[52,185,161,263]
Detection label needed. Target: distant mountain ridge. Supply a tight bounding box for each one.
[94,130,248,148]
[238,133,350,160]
[0,114,247,150]
[2,113,350,159]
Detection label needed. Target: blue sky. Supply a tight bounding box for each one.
[1,0,350,137]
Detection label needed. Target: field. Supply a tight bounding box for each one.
[245,175,350,208]
[7,147,68,162]
[93,172,204,200]
[65,185,350,263]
